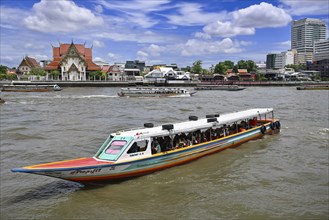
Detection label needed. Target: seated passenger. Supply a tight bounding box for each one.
[249,117,257,127]
[127,143,138,153]
[152,140,161,154]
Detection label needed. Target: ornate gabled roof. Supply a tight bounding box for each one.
[45,42,101,71]
[18,56,40,68]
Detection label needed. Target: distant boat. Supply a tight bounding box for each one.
[195,85,246,91]
[1,84,62,92]
[118,87,196,97]
[0,98,5,104]
[296,84,329,90]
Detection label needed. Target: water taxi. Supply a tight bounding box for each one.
[118,87,196,97]
[1,84,62,92]
[12,108,280,183]
[195,85,246,91]
[296,84,329,90]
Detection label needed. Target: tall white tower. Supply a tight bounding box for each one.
[291,18,326,63]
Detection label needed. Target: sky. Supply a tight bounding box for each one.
[0,0,328,69]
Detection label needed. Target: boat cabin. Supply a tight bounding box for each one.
[94,108,275,163]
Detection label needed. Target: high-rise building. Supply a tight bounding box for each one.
[291,18,327,63]
[313,39,329,61]
[266,50,296,69]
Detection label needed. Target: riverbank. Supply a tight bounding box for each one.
[0,80,328,88]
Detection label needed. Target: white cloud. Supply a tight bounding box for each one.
[94,57,105,62]
[137,50,149,61]
[232,2,291,28]
[144,44,166,57]
[0,6,29,30]
[98,0,172,28]
[181,38,243,56]
[107,52,120,60]
[95,5,103,13]
[94,31,179,44]
[201,2,291,38]
[194,32,212,40]
[280,0,329,16]
[23,0,104,33]
[165,2,227,26]
[93,40,104,48]
[203,21,255,37]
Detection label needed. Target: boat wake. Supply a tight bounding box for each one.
[54,95,118,99]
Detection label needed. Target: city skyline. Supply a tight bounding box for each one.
[0,0,328,69]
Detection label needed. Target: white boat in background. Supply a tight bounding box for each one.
[118,87,196,97]
[1,84,62,92]
[195,85,246,91]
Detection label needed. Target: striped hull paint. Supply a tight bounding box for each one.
[12,121,279,183]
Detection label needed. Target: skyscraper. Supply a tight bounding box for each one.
[291,18,327,63]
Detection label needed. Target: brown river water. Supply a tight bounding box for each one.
[0,87,328,219]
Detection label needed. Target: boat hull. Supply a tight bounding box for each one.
[1,85,62,92]
[195,86,246,91]
[12,121,279,183]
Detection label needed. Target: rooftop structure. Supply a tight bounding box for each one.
[17,56,41,75]
[45,42,100,81]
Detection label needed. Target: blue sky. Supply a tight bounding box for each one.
[0,0,328,69]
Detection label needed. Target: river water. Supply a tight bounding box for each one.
[0,87,328,220]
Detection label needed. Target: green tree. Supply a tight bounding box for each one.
[89,70,104,80]
[236,60,257,72]
[223,60,234,70]
[30,67,46,76]
[50,70,60,80]
[0,65,8,74]
[191,60,203,74]
[214,62,226,74]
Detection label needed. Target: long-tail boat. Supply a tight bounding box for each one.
[12,108,280,183]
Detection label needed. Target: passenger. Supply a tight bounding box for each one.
[175,139,185,149]
[152,140,161,154]
[186,138,192,146]
[127,143,138,153]
[249,117,257,127]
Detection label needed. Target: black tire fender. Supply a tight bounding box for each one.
[275,121,281,129]
[261,126,266,134]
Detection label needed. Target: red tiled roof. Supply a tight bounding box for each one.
[238,69,248,74]
[19,56,40,69]
[101,65,110,73]
[45,43,100,71]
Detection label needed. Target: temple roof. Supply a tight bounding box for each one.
[45,42,100,71]
[18,56,40,68]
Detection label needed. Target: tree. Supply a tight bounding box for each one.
[0,65,8,74]
[89,70,104,80]
[30,67,46,76]
[50,70,60,80]
[214,62,226,74]
[236,60,257,72]
[223,60,234,70]
[191,60,203,74]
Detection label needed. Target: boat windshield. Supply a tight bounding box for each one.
[105,140,126,155]
[96,136,133,161]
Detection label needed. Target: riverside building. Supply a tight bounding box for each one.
[45,42,101,81]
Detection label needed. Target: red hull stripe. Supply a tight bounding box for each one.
[24,157,112,169]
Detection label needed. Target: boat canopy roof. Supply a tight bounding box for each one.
[113,108,273,138]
